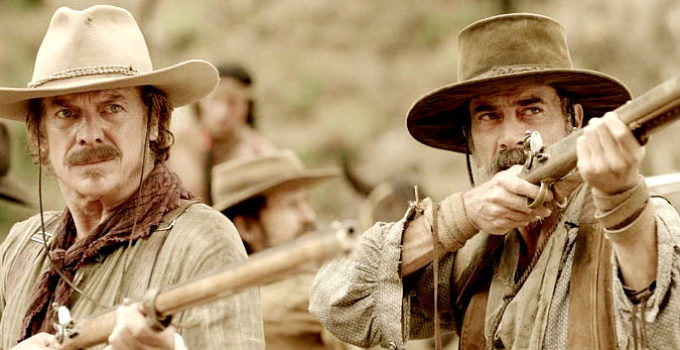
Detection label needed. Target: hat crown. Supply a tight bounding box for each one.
[30,5,152,87]
[211,150,305,207]
[213,150,306,195]
[457,13,573,81]
[211,149,338,212]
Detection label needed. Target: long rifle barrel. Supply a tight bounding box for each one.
[523,77,680,185]
[58,222,356,350]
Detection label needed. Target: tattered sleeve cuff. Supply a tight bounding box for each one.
[603,200,654,244]
[593,176,649,230]
[435,192,479,252]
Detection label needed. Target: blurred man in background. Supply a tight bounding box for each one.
[0,121,33,207]
[311,13,680,350]
[212,150,334,254]
[0,5,263,349]
[169,63,275,203]
[212,149,356,349]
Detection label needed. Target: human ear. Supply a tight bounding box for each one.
[573,103,584,128]
[148,114,160,141]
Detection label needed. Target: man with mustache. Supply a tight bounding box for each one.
[310,14,680,349]
[0,5,263,349]
[212,150,354,349]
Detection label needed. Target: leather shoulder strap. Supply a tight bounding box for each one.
[28,213,62,246]
[567,197,617,349]
[459,282,491,350]
[124,199,197,298]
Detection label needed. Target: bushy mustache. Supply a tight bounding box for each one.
[66,144,121,166]
[491,148,527,174]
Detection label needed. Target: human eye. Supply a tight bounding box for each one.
[106,104,124,113]
[522,106,544,116]
[55,108,74,119]
[476,112,499,122]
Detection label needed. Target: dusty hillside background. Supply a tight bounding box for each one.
[1,0,680,239]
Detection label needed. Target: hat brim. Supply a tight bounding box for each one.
[407,69,632,153]
[0,176,35,207]
[213,169,338,212]
[0,59,218,121]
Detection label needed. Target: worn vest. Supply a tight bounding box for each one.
[457,195,616,349]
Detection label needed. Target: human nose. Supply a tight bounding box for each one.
[298,203,316,227]
[75,114,104,146]
[498,117,526,150]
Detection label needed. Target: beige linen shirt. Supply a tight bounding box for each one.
[309,187,680,349]
[0,203,264,349]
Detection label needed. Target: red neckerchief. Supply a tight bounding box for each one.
[19,164,193,340]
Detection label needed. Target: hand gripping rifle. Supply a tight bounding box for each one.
[53,221,356,350]
[522,77,680,208]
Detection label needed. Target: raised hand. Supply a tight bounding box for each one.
[463,165,552,235]
[576,111,644,196]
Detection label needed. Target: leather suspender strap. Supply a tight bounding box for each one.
[125,199,197,299]
[456,242,495,350]
[460,288,490,350]
[431,202,442,350]
[142,199,197,287]
[566,199,617,349]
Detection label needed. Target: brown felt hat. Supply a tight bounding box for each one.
[0,122,34,206]
[407,13,632,153]
[0,5,218,121]
[211,150,339,212]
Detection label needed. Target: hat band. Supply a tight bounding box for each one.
[471,64,554,80]
[27,64,140,88]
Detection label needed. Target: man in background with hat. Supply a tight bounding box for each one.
[212,149,356,349]
[310,13,680,349]
[0,5,263,349]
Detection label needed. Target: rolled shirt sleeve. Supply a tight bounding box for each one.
[310,220,407,349]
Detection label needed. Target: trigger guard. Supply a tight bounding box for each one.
[528,181,549,209]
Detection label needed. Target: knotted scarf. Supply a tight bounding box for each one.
[19,164,194,340]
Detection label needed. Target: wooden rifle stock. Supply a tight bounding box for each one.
[57,222,356,349]
[523,77,680,184]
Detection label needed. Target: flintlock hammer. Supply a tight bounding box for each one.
[522,76,680,208]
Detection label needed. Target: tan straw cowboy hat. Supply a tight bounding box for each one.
[212,150,339,212]
[0,122,34,206]
[0,5,218,121]
[407,13,632,153]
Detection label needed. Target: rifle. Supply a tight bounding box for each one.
[54,221,356,350]
[454,77,680,312]
[522,77,680,207]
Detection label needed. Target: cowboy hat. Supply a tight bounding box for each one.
[0,122,34,206]
[406,13,632,153]
[0,5,218,121]
[212,150,339,212]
